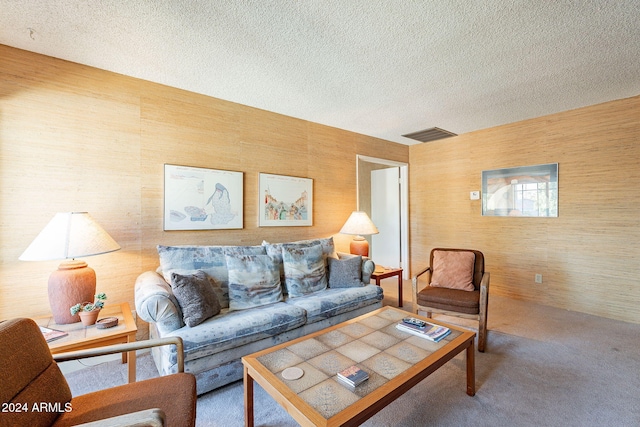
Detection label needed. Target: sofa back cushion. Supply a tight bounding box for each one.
[263,237,338,288]
[157,245,266,308]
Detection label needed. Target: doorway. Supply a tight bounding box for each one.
[356,155,409,279]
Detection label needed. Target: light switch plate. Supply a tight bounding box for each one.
[470,191,480,200]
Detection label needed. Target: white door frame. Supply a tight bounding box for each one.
[356,155,410,279]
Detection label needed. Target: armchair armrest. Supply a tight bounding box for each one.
[73,408,165,427]
[479,271,490,308]
[53,336,185,373]
[411,266,431,315]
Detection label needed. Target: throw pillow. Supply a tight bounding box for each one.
[282,244,328,297]
[263,237,338,286]
[226,254,283,311]
[327,255,364,288]
[170,270,221,327]
[430,250,476,291]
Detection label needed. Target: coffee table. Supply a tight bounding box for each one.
[33,302,138,383]
[242,306,475,427]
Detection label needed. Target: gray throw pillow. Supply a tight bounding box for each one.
[328,255,364,288]
[170,270,221,327]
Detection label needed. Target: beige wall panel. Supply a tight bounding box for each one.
[0,45,408,319]
[0,46,142,317]
[410,95,640,324]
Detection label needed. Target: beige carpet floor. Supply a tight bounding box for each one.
[64,289,640,426]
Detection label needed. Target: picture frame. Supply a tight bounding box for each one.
[164,164,243,230]
[259,173,312,227]
[482,163,558,217]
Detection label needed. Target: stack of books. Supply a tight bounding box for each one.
[396,320,451,342]
[337,365,369,388]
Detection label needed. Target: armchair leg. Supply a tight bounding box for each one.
[478,313,487,352]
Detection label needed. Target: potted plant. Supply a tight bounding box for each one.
[70,293,107,326]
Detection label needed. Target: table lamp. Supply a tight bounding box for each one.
[20,212,120,324]
[339,211,379,256]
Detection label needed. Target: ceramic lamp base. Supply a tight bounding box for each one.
[349,236,370,257]
[48,260,96,324]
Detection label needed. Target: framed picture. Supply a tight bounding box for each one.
[259,173,312,227]
[164,164,243,230]
[482,163,558,217]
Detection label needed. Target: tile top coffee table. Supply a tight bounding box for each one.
[242,306,475,427]
[32,302,138,382]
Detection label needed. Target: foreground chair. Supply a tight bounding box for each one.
[1,317,196,427]
[412,248,490,352]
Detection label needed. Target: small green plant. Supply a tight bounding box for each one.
[70,293,107,316]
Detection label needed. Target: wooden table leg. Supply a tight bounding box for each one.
[126,333,136,383]
[466,339,476,396]
[244,366,254,427]
[397,272,403,307]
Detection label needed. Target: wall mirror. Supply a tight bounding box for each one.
[482,163,558,217]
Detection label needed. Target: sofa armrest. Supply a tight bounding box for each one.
[336,252,375,283]
[134,271,184,335]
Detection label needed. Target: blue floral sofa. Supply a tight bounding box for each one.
[134,237,383,395]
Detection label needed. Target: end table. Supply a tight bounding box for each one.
[33,302,138,382]
[371,267,404,307]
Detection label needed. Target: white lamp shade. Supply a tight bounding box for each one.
[19,212,121,261]
[339,211,379,236]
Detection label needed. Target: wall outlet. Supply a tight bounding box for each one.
[470,191,480,200]
[535,274,543,284]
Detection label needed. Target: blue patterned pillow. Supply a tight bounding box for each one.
[226,254,283,311]
[282,244,328,298]
[263,237,337,286]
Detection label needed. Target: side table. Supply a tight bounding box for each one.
[33,302,138,383]
[371,267,404,307]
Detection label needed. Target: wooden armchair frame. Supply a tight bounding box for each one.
[411,248,490,352]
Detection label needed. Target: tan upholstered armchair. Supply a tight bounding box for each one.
[1,317,197,427]
[412,248,489,352]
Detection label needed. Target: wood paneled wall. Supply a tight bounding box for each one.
[0,45,408,320]
[409,95,640,324]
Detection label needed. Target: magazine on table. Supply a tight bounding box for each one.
[396,322,451,342]
[39,325,68,342]
[337,365,369,387]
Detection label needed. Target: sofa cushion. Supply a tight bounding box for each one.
[327,255,363,288]
[165,302,307,361]
[226,254,283,311]
[430,250,476,291]
[170,270,221,327]
[285,284,383,324]
[282,244,328,297]
[157,245,266,308]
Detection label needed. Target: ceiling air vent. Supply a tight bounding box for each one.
[402,127,457,143]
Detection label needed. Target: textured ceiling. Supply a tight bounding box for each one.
[1,1,639,145]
